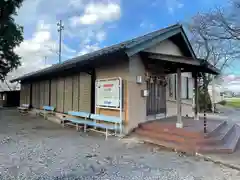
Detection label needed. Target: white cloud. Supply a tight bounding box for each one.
[12,23,58,76]
[0,80,20,92]
[166,0,184,14]
[140,21,155,29]
[78,44,100,55]
[222,74,240,92]
[152,0,184,14]
[96,31,106,42]
[69,0,84,8]
[225,84,240,92]
[15,0,41,25]
[70,2,121,26]
[1,0,121,90]
[6,19,76,85]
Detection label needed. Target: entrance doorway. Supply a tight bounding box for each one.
[146,79,166,118]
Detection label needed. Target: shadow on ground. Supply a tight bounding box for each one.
[0,109,239,180]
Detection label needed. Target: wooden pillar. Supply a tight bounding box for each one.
[176,68,183,128]
[194,75,199,120]
[203,73,207,133]
[212,75,216,113]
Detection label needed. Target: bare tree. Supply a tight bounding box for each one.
[188,0,240,64]
[188,0,240,81]
[185,0,240,111]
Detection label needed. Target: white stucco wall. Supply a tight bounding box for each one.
[144,39,182,56]
[128,54,147,132]
[145,39,194,117]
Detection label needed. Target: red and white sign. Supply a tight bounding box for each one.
[96,79,120,107]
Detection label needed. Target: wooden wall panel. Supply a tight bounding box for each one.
[20,83,31,105]
[56,77,64,112]
[64,76,73,113]
[44,80,50,106]
[50,79,57,108]
[79,73,91,112]
[32,83,36,108]
[72,75,79,111]
[36,82,41,108]
[26,84,31,104]
[39,81,45,108]
[20,84,26,105]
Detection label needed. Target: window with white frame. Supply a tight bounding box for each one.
[181,76,188,99]
[168,75,174,98]
[171,74,194,100]
[2,94,6,100]
[188,78,194,99]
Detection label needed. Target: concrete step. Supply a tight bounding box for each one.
[134,121,240,154]
[204,121,227,138]
[197,125,240,154]
[135,124,234,147]
[133,124,240,154]
[225,125,240,153]
[139,121,227,139]
[139,123,202,139]
[134,128,188,144]
[196,123,234,145]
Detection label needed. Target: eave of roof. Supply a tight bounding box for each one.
[10,45,126,82]
[10,23,219,82]
[11,24,183,83]
[200,60,221,75]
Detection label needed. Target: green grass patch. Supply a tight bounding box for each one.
[225,98,240,108]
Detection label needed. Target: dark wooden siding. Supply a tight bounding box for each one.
[32,83,36,107]
[72,75,79,111]
[50,78,57,108]
[21,72,92,113]
[64,76,73,113]
[56,77,64,112]
[20,83,30,105]
[79,72,91,112]
[44,80,50,105]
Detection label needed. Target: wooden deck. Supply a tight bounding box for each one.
[132,116,240,154]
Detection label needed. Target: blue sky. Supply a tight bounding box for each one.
[6,0,239,91]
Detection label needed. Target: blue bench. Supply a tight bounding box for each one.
[39,105,55,119]
[62,111,94,131]
[90,114,122,139]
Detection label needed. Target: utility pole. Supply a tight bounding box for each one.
[57,20,64,63]
[44,56,47,66]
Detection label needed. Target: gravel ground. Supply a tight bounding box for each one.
[0,109,239,180]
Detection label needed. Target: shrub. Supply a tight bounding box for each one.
[198,87,212,112]
[218,100,227,106]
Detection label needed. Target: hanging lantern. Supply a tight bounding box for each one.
[150,76,154,83]
[156,77,161,84]
[162,77,168,87]
[145,72,150,81]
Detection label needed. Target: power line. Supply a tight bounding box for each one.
[57,20,64,64]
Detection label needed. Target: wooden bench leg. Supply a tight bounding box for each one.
[94,120,96,130]
[105,129,108,140]
[114,123,117,135]
[76,124,79,131]
[119,124,122,136]
[84,124,87,132]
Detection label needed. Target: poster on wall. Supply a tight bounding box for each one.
[96,79,121,108]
